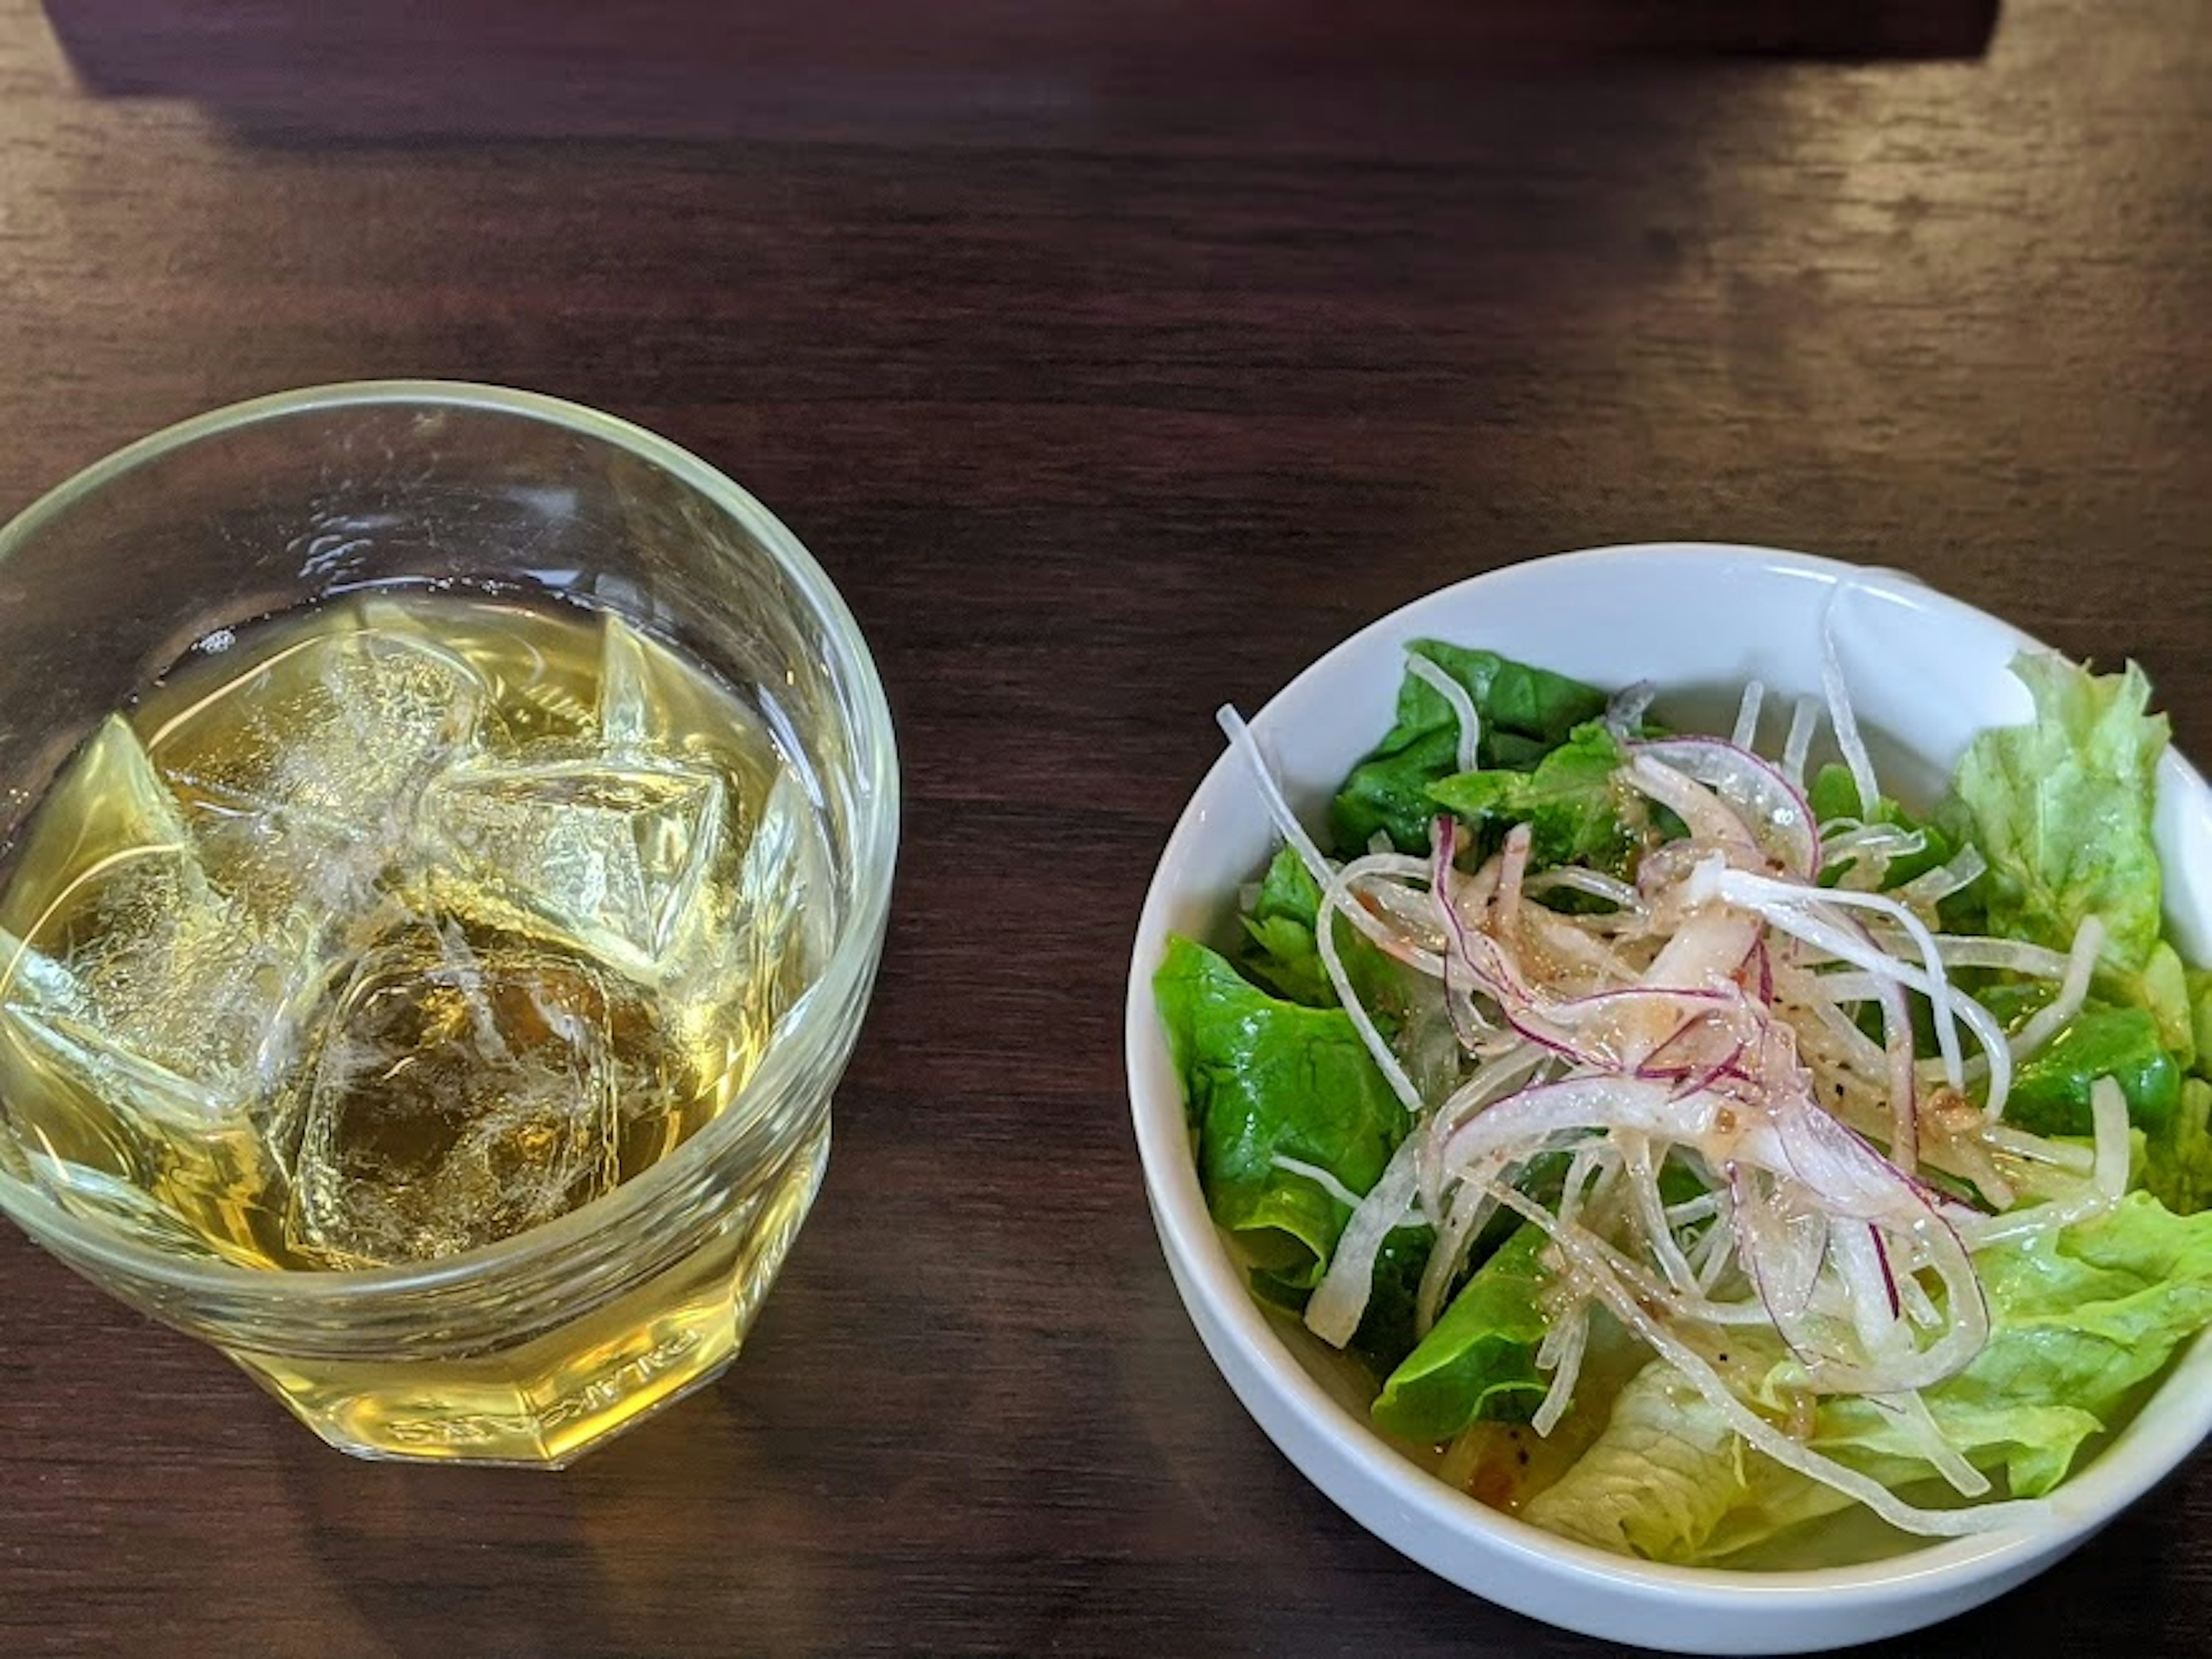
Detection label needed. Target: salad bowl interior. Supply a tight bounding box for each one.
[1124,543,2212,1654]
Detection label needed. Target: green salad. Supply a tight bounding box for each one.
[1157,639,2212,1563]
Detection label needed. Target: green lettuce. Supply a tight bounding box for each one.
[2008,1004,2182,1135]
[1346,1226,1435,1376]
[1520,1357,1826,1561]
[1153,936,1408,1290]
[1946,653,2171,1003]
[2143,1080,2212,1216]
[1522,1193,2212,1562]
[1427,722,1635,874]
[1237,845,1335,1008]
[1372,1225,1551,1441]
[1943,652,2210,1206]
[1330,643,1608,855]
[1235,844,1402,1018]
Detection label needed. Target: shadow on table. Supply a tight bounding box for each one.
[45,0,2001,143]
[276,1380,828,1659]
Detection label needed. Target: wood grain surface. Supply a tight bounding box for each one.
[1,2,2207,1654]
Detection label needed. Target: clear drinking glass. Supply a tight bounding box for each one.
[0,382,898,1465]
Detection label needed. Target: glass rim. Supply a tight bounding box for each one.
[0,379,900,1301]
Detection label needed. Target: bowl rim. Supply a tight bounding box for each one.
[0,379,902,1298]
[1124,540,2212,1605]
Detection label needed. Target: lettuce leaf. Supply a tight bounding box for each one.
[2008,1004,2182,1135]
[1236,844,1404,1019]
[1522,1194,2212,1562]
[1943,651,2209,1204]
[1330,643,1608,855]
[1427,722,1635,874]
[1347,1225,1437,1376]
[1153,936,1408,1290]
[1371,1225,1550,1441]
[2142,1080,2212,1216]
[1946,652,2169,982]
[1521,1357,1831,1560]
[1237,845,1335,1008]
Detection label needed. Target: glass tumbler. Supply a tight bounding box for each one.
[0,383,899,1465]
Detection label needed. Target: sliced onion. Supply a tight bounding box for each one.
[1731,680,1767,749]
[2006,916,2104,1063]
[1416,1178,1501,1335]
[1830,1221,1900,1349]
[1269,1155,1368,1213]
[1531,1300,1590,1437]
[1632,737,1821,878]
[1305,1132,1425,1346]
[1821,586,1883,819]
[1620,1131,1700,1294]
[1217,704,1332,890]
[1782,695,1819,786]
[1874,1389,1991,1498]
[1626,757,1761,858]
[1927,933,2070,978]
[2090,1075,2130,1206]
[1316,861,1424,1113]
[1404,652,1482,775]
[1822,824,1926,892]
[1896,844,1988,912]
[1440,1077,1722,1173]
[1707,868,2014,1119]
[1522,866,1642,912]
[1494,822,1533,930]
[1419,1046,1549,1232]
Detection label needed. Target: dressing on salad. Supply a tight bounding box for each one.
[1157,630,2212,1563]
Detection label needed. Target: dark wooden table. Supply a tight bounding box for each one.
[2,2,2207,1654]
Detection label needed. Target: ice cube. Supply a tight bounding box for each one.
[728,770,836,997]
[283,922,623,1267]
[145,612,489,918]
[683,769,839,1093]
[356,593,599,756]
[0,718,318,1132]
[419,755,726,980]
[599,616,781,805]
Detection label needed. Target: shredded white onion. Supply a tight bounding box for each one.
[1531,1298,1590,1437]
[1876,1389,1992,1498]
[1821,586,1883,819]
[1403,651,1483,776]
[1305,1133,1425,1346]
[1957,1077,2130,1248]
[1707,867,2014,1116]
[1782,696,1819,786]
[2005,916,2104,1063]
[1522,867,1643,911]
[1270,1155,1368,1213]
[1929,931,2070,978]
[1731,679,1766,749]
[1217,704,1333,889]
[1316,861,1424,1114]
[2090,1075,2131,1206]
[1896,844,1988,911]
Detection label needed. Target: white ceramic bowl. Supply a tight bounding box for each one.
[1124,543,2212,1654]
